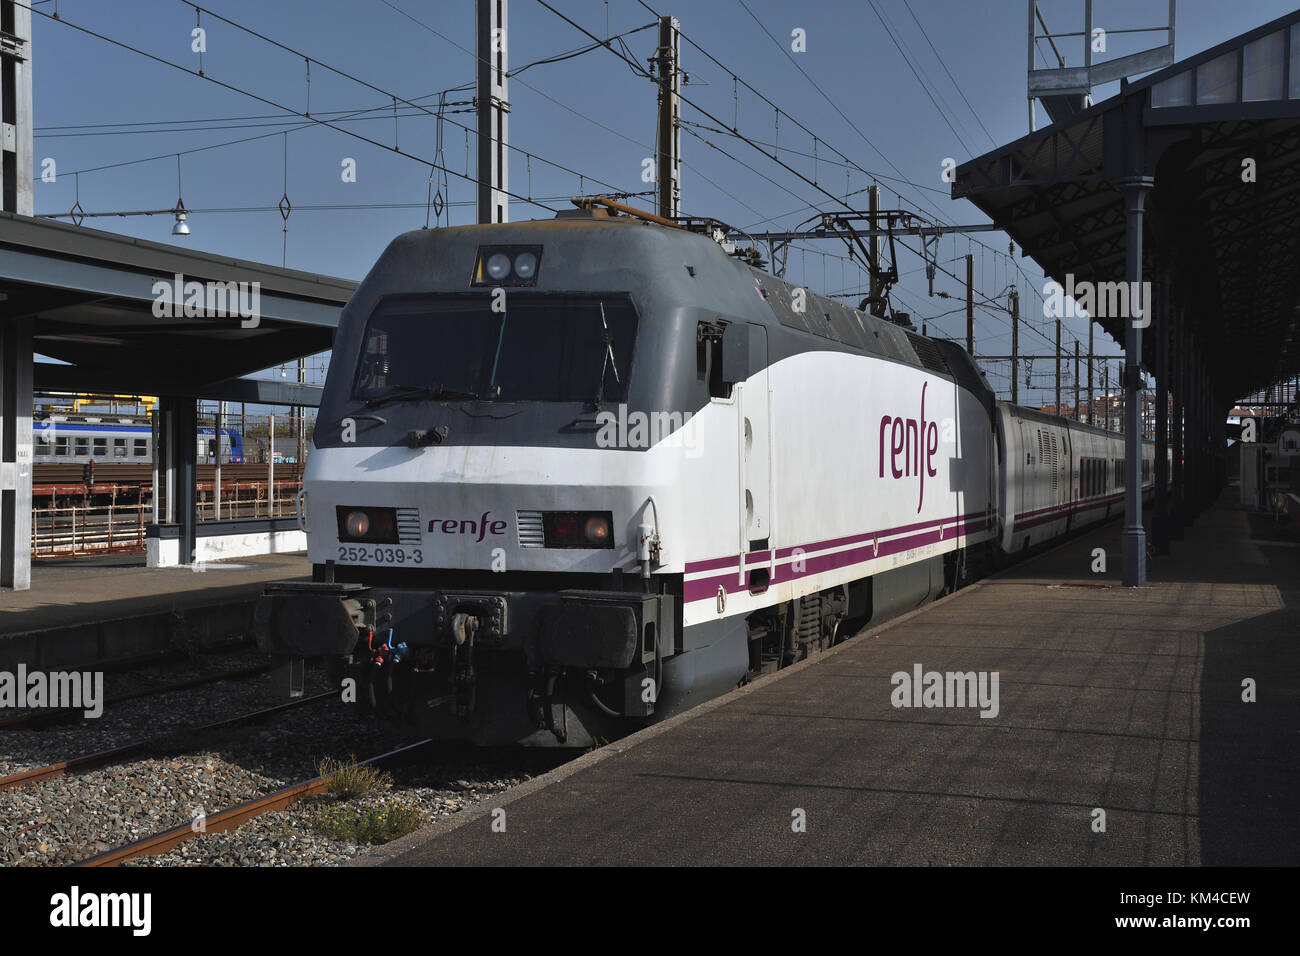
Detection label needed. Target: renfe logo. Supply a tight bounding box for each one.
[879,381,938,513]
[427,511,507,543]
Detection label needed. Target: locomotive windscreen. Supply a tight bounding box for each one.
[352,293,638,404]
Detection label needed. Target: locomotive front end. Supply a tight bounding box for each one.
[256,215,736,746]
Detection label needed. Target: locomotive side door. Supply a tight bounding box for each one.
[726,321,772,592]
[1018,421,1032,520]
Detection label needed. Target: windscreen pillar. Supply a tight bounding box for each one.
[1119,174,1153,587]
[0,317,32,590]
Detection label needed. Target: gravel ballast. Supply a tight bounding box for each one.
[0,657,574,866]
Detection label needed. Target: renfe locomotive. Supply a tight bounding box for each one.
[255,204,1157,747]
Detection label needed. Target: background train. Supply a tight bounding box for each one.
[256,206,1160,747]
[33,414,247,464]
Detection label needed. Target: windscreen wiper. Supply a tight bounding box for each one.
[593,301,621,406]
[363,384,479,408]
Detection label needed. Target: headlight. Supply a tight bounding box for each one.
[345,511,369,538]
[336,506,399,543]
[584,515,610,544]
[542,511,615,549]
[471,245,543,287]
[513,251,538,280]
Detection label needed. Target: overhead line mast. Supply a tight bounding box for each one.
[477,0,510,224]
[652,16,682,220]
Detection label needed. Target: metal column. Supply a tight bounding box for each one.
[1087,323,1094,425]
[0,317,32,590]
[164,397,197,564]
[1186,341,1199,526]
[0,0,33,590]
[1153,275,1169,555]
[1170,309,1184,539]
[869,187,885,318]
[1,0,34,217]
[1119,175,1153,587]
[151,409,160,524]
[654,15,682,220]
[213,404,223,520]
[966,254,975,355]
[1073,340,1080,419]
[1010,287,1020,404]
[476,0,509,224]
[1054,319,1061,415]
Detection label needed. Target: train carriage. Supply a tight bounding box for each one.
[33,416,245,464]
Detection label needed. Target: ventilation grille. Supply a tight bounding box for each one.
[516,511,545,549]
[396,508,422,545]
[1049,435,1059,491]
[905,332,952,376]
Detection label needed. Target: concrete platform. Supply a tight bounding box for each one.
[365,498,1299,867]
[0,552,309,669]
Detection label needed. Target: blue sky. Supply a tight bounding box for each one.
[27,0,1296,405]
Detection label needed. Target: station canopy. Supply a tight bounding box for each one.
[0,212,356,402]
[953,9,1300,404]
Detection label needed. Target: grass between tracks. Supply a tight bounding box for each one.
[307,755,422,844]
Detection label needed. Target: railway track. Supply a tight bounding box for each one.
[76,739,434,866]
[0,692,335,792]
[0,663,273,730]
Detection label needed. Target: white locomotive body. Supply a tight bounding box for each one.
[256,210,1156,746]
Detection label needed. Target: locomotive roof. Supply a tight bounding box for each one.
[374,213,995,402]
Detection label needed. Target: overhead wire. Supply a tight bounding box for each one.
[22,3,567,213]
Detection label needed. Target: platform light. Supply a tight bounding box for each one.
[172,155,191,237]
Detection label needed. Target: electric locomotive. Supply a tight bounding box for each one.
[256,202,1157,747]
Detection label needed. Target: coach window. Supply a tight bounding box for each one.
[93,438,107,456]
[54,437,70,456]
[133,439,148,457]
[75,437,89,456]
[36,436,51,455]
[113,438,127,458]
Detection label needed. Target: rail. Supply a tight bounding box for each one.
[77,739,435,866]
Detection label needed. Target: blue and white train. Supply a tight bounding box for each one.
[33,415,246,464]
[256,204,1158,746]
